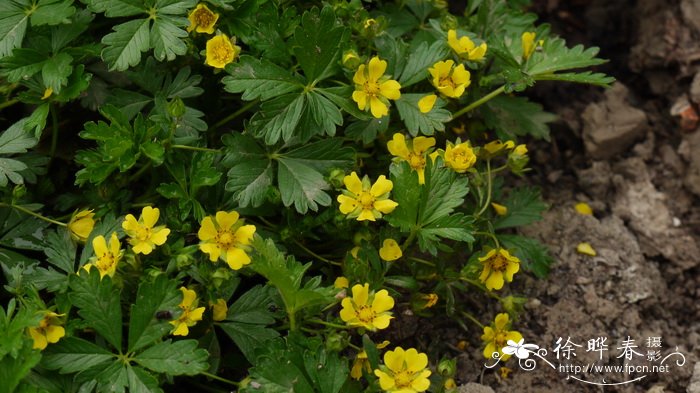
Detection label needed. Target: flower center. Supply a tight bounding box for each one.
[216,230,235,249]
[363,81,380,96]
[439,75,456,90]
[97,254,115,271]
[408,153,425,170]
[213,43,233,63]
[194,9,215,27]
[495,331,508,348]
[358,192,375,209]
[356,305,376,323]
[393,370,415,388]
[134,226,151,241]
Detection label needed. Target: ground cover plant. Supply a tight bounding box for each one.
[0,0,613,391]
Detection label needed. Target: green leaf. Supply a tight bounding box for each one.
[127,275,181,353]
[304,90,343,138]
[226,159,273,208]
[101,18,151,71]
[31,0,76,26]
[482,95,556,140]
[150,16,188,62]
[277,156,332,214]
[0,158,27,187]
[394,94,451,136]
[126,366,162,393]
[219,285,279,362]
[419,158,470,226]
[0,118,38,155]
[534,71,615,87]
[386,162,422,231]
[140,141,165,165]
[0,48,46,83]
[134,340,208,376]
[42,337,114,374]
[526,37,608,76]
[493,187,547,229]
[281,138,353,173]
[68,270,123,350]
[85,0,144,17]
[292,6,346,83]
[0,208,48,251]
[248,93,305,144]
[399,41,448,87]
[0,340,41,393]
[417,214,474,255]
[0,2,29,58]
[43,228,76,274]
[498,234,553,278]
[222,56,303,101]
[41,52,73,93]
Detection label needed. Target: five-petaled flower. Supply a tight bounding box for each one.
[68,209,95,243]
[187,3,219,34]
[83,232,123,278]
[447,29,487,61]
[429,60,471,98]
[374,347,432,393]
[122,206,170,255]
[481,313,523,360]
[198,211,256,270]
[444,140,476,173]
[478,248,520,290]
[28,311,65,350]
[340,283,394,331]
[351,56,401,118]
[337,172,398,221]
[387,133,436,185]
[205,34,241,69]
[379,238,402,261]
[170,287,206,336]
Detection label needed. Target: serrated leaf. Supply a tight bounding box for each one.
[281,138,353,172]
[292,6,346,83]
[0,208,48,251]
[417,214,474,254]
[527,38,608,76]
[31,0,76,26]
[498,234,552,278]
[0,158,27,187]
[226,159,273,208]
[43,228,76,274]
[483,95,556,140]
[534,71,615,87]
[0,341,41,393]
[41,52,73,93]
[305,91,343,137]
[277,156,331,214]
[222,56,303,101]
[0,118,38,155]
[127,275,181,353]
[84,0,144,17]
[493,187,547,229]
[394,94,451,136]
[42,337,114,374]
[419,157,469,226]
[386,161,422,231]
[0,48,46,82]
[126,366,162,393]
[68,270,122,350]
[0,3,29,58]
[134,340,208,375]
[248,93,305,145]
[399,41,449,87]
[102,18,150,71]
[150,16,187,62]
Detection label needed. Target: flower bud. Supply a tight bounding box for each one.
[342,50,360,70]
[68,209,95,243]
[437,357,457,376]
[167,97,186,118]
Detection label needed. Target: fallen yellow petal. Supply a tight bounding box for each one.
[576,242,597,256]
[575,202,593,215]
[334,276,349,289]
[491,202,508,216]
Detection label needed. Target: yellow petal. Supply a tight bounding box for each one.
[339,298,356,322]
[198,217,217,241]
[353,64,367,85]
[411,370,432,391]
[351,283,369,306]
[522,32,536,60]
[384,347,405,372]
[491,203,508,216]
[334,276,349,289]
[447,29,460,53]
[189,307,205,323]
[576,242,597,256]
[132,241,153,255]
[199,242,221,262]
[141,206,159,228]
[404,348,428,372]
[494,313,509,329]
[225,247,251,270]
[343,172,364,196]
[374,370,396,390]
[180,287,197,308]
[212,299,228,321]
[172,322,189,336]
[418,94,437,113]
[29,328,48,350]
[234,225,256,245]
[369,96,388,118]
[373,199,398,214]
[41,87,53,100]
[371,289,395,312]
[483,341,497,359]
[575,202,593,215]
[370,175,393,197]
[122,214,139,233]
[92,235,108,257]
[149,227,170,246]
[215,211,239,230]
[387,133,410,160]
[367,56,387,81]
[352,90,368,110]
[412,137,436,155]
[45,325,65,344]
[337,195,360,214]
[371,314,392,330]
[485,271,505,290]
[379,239,402,261]
[108,232,121,256]
[379,80,401,100]
[357,209,376,221]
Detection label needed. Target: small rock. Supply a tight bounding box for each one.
[458,383,495,393]
[687,362,700,393]
[646,384,665,393]
[681,0,700,33]
[691,71,700,104]
[582,83,649,159]
[670,94,699,131]
[659,144,685,175]
[683,130,700,196]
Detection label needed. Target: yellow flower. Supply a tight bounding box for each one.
[340,283,394,331]
[574,202,593,215]
[68,209,95,243]
[379,239,402,261]
[478,248,520,290]
[481,140,515,157]
[418,94,437,113]
[337,172,398,221]
[444,378,457,389]
[387,133,436,185]
[41,87,53,100]
[447,29,487,61]
[334,276,349,289]
[205,34,241,69]
[352,56,401,118]
[28,311,65,350]
[499,366,512,379]
[211,298,228,321]
[351,340,390,380]
[420,293,438,308]
[83,232,122,278]
[198,211,256,270]
[364,18,377,29]
[576,242,597,256]
[491,203,508,216]
[374,347,432,393]
[444,140,476,173]
[187,3,219,34]
[429,60,471,98]
[170,287,206,336]
[481,313,522,360]
[521,32,543,60]
[513,144,527,156]
[122,206,170,255]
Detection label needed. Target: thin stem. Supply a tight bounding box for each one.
[409,256,436,267]
[50,104,59,159]
[452,85,506,119]
[212,100,258,130]
[171,144,222,154]
[127,162,152,184]
[199,371,240,387]
[289,309,297,331]
[474,231,500,248]
[475,160,492,217]
[0,98,19,111]
[0,203,67,227]
[401,227,418,251]
[461,310,484,329]
[308,319,353,329]
[291,239,341,266]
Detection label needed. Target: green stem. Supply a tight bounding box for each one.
[409,256,436,267]
[171,144,222,154]
[127,162,152,184]
[473,231,500,248]
[0,98,19,111]
[461,310,484,329]
[50,104,59,159]
[212,100,258,130]
[0,203,67,227]
[289,309,297,331]
[199,371,240,387]
[452,85,506,119]
[475,160,492,217]
[308,319,353,329]
[291,239,341,266]
[401,227,418,251]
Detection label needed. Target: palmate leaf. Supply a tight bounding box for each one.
[127,275,181,353]
[291,6,347,83]
[223,56,304,101]
[68,270,123,350]
[41,337,114,374]
[248,93,305,144]
[399,40,448,87]
[526,36,608,76]
[101,18,151,71]
[134,340,208,376]
[0,0,75,58]
[493,186,547,229]
[395,93,452,136]
[482,95,556,140]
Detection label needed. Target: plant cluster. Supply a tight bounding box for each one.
[0,0,612,392]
